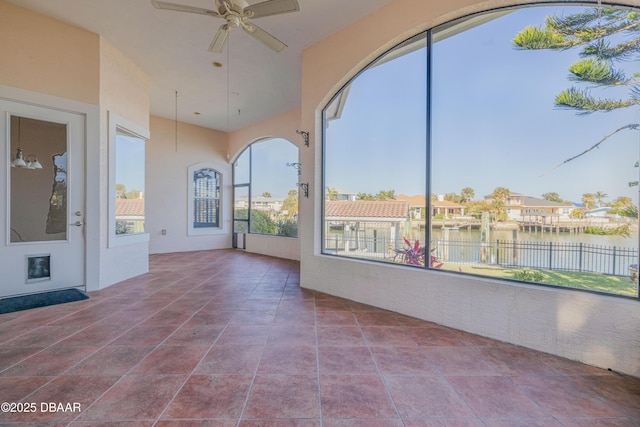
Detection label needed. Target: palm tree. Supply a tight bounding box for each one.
[376,190,396,201]
[492,186,510,202]
[460,187,474,202]
[582,193,596,211]
[594,191,608,208]
[325,187,338,201]
[281,189,298,218]
[490,199,506,222]
[612,196,633,208]
[541,192,563,203]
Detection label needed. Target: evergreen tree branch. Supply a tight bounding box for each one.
[555,87,640,112]
[568,58,628,84]
[516,9,640,51]
[584,38,640,61]
[540,124,640,176]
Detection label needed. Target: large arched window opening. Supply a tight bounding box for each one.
[233,138,299,237]
[323,3,640,298]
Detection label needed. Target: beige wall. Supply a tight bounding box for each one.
[0,0,99,105]
[299,0,640,377]
[228,107,301,160]
[98,38,151,287]
[147,115,231,254]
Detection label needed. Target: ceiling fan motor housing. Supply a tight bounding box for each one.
[217,0,249,16]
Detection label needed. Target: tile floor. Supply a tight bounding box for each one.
[0,249,639,426]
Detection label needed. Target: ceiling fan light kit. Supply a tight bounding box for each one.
[151,0,300,53]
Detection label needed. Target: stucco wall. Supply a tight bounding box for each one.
[97,38,151,288]
[147,115,231,254]
[0,0,99,104]
[299,0,640,377]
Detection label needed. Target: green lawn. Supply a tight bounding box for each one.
[441,263,639,297]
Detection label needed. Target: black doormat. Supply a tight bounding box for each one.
[0,289,89,314]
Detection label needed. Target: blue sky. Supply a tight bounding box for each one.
[325,5,640,205]
[237,138,299,199]
[116,134,146,193]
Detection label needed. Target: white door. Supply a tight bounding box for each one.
[1,99,85,298]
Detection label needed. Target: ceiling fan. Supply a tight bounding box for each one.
[151,0,300,53]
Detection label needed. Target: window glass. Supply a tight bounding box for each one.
[9,116,67,243]
[233,138,299,237]
[234,149,250,184]
[115,129,145,235]
[323,34,428,264]
[431,6,639,296]
[322,4,640,298]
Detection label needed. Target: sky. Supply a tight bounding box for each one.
[324,5,640,205]
[116,134,146,194]
[236,138,299,199]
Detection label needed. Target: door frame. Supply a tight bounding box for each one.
[0,84,101,293]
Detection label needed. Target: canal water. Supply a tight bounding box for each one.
[430,228,639,249]
[430,227,639,276]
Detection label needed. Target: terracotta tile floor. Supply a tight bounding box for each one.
[0,249,639,426]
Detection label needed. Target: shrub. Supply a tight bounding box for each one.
[513,269,545,282]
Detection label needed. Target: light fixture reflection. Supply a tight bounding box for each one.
[9,117,42,170]
[11,148,26,168]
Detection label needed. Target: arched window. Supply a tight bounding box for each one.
[233,138,299,237]
[188,163,222,235]
[323,4,640,297]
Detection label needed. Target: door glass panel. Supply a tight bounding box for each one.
[10,116,67,243]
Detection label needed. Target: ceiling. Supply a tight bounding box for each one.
[8,0,393,131]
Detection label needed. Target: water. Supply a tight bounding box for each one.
[430,228,639,249]
[430,228,639,275]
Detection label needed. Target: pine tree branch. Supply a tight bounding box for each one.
[555,87,640,112]
[540,123,640,176]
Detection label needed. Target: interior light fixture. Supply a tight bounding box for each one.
[10,117,42,170]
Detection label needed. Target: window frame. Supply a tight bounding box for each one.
[108,112,150,248]
[188,163,223,236]
[320,3,640,299]
[232,138,299,238]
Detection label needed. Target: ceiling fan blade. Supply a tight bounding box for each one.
[209,24,231,53]
[151,0,220,17]
[244,0,299,18]
[241,22,287,52]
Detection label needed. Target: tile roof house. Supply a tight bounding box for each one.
[397,194,466,219]
[115,198,145,234]
[431,198,466,217]
[324,200,410,256]
[484,192,574,222]
[115,198,145,217]
[325,200,409,222]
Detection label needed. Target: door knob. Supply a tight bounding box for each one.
[70,221,83,227]
[75,211,83,217]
